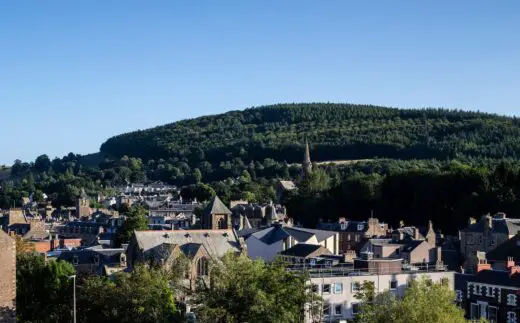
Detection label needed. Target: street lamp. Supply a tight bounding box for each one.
[68,275,77,323]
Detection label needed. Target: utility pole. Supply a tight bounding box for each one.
[69,275,77,323]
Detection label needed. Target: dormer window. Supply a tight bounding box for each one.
[340,223,347,230]
[357,224,364,231]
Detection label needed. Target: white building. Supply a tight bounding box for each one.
[241,224,339,262]
[302,266,455,322]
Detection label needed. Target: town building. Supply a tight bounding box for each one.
[318,217,388,253]
[455,257,520,322]
[57,247,127,276]
[298,260,454,322]
[126,229,243,290]
[200,196,232,230]
[0,230,16,322]
[240,223,339,262]
[460,213,520,274]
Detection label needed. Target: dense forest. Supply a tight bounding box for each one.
[101,103,520,164]
[4,103,520,234]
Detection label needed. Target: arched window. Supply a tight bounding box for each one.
[197,257,209,276]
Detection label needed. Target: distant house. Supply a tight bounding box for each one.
[241,223,339,262]
[460,213,520,273]
[318,217,388,253]
[58,247,127,276]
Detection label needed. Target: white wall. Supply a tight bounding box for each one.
[246,237,284,262]
[306,271,455,322]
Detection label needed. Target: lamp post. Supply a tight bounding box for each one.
[69,275,77,323]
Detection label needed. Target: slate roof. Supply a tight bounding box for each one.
[205,196,231,215]
[133,229,241,259]
[249,225,336,245]
[58,248,124,265]
[470,269,520,288]
[280,243,333,258]
[487,234,520,262]
[461,217,520,234]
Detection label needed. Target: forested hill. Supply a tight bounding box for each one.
[100,103,520,164]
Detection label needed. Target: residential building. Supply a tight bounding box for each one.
[455,258,520,322]
[487,233,520,270]
[318,217,388,253]
[57,247,127,276]
[460,213,520,273]
[0,230,16,322]
[300,261,454,322]
[240,223,339,262]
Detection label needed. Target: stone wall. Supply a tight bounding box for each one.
[0,231,16,322]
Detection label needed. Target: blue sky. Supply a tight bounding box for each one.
[1,1,519,165]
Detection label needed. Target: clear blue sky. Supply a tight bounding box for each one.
[1,1,519,165]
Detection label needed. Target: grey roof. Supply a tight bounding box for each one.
[249,225,336,245]
[461,217,520,234]
[133,229,241,259]
[487,234,520,262]
[394,227,425,240]
[205,196,231,215]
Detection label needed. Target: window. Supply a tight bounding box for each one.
[357,224,364,231]
[197,257,209,276]
[340,223,347,230]
[72,255,78,265]
[322,284,331,294]
[508,311,517,323]
[455,290,463,302]
[355,235,360,242]
[352,281,361,292]
[352,303,360,315]
[334,304,342,316]
[488,306,498,322]
[310,258,316,266]
[311,284,319,293]
[390,280,398,290]
[467,234,474,245]
[440,278,449,286]
[508,294,517,306]
[334,283,343,294]
[323,303,330,317]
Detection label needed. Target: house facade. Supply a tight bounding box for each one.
[460,213,520,274]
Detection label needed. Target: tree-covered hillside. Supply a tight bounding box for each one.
[100,103,520,164]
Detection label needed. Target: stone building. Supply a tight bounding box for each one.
[76,188,91,219]
[200,196,232,230]
[0,230,16,322]
[460,213,520,273]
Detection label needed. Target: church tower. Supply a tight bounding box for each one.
[76,188,91,219]
[302,138,312,178]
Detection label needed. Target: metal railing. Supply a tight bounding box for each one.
[286,263,449,278]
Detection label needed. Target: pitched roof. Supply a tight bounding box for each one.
[249,225,336,245]
[461,217,520,234]
[471,269,520,288]
[133,229,241,259]
[487,234,520,262]
[280,243,333,258]
[205,196,231,215]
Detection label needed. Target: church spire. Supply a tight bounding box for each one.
[303,137,312,177]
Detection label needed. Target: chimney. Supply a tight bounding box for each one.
[399,220,404,228]
[507,257,515,269]
[468,217,476,225]
[476,259,492,273]
[413,227,420,240]
[482,214,492,230]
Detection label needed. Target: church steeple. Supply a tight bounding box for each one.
[302,138,312,177]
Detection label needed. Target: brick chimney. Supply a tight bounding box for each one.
[507,257,515,269]
[507,257,520,276]
[477,259,492,272]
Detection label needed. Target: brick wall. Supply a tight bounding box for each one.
[0,231,16,322]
